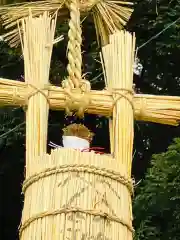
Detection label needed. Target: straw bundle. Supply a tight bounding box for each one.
[21,12,58,170]
[100,30,135,240]
[20,148,133,239]
[0,78,180,126]
[0,0,133,47]
[102,31,136,176]
[0,0,66,47]
[92,0,133,45]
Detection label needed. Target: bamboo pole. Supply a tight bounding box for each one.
[102,30,136,240]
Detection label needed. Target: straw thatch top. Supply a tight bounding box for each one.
[62,123,94,142]
[0,0,133,47]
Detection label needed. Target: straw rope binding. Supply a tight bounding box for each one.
[22,164,134,195]
[19,207,134,237]
[109,88,135,113]
[26,83,50,106]
[62,78,91,117]
[67,0,82,88]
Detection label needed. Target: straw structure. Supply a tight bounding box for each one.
[20,12,57,170]
[19,148,133,239]
[0,0,66,47]
[0,78,180,125]
[101,31,135,240]
[0,0,133,47]
[92,0,133,45]
[67,0,82,88]
[102,31,135,176]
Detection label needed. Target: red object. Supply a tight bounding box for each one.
[81,147,105,154]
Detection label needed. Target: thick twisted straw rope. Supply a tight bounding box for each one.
[67,0,82,88]
[19,207,134,237]
[62,78,91,117]
[22,164,134,195]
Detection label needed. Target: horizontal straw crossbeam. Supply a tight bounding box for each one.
[0,78,180,125]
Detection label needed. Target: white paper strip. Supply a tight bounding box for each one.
[62,136,90,150]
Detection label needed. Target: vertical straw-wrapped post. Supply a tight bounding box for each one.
[20,12,57,174]
[19,12,58,239]
[102,30,136,239]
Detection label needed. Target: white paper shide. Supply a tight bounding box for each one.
[62,136,90,150]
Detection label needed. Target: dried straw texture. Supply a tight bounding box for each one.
[101,31,135,240]
[20,148,133,240]
[102,31,135,178]
[92,0,133,45]
[21,12,57,171]
[0,0,66,47]
[0,78,180,125]
[63,123,94,142]
[0,0,133,47]
[0,78,180,126]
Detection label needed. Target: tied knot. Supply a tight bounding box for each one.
[62,79,91,118]
[23,83,50,111]
[107,87,135,113]
[26,83,50,103]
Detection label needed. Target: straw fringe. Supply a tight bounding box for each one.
[0,0,133,46]
[0,1,65,47]
[20,12,57,170]
[62,124,94,142]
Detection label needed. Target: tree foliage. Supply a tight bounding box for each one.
[128,0,180,178]
[134,138,180,240]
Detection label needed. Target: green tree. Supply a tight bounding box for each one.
[128,0,180,179]
[134,138,180,240]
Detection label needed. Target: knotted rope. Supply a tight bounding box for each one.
[110,88,135,112]
[64,0,93,117]
[22,164,134,195]
[67,0,82,88]
[62,78,91,117]
[19,207,134,238]
[26,84,50,104]
[22,83,50,111]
